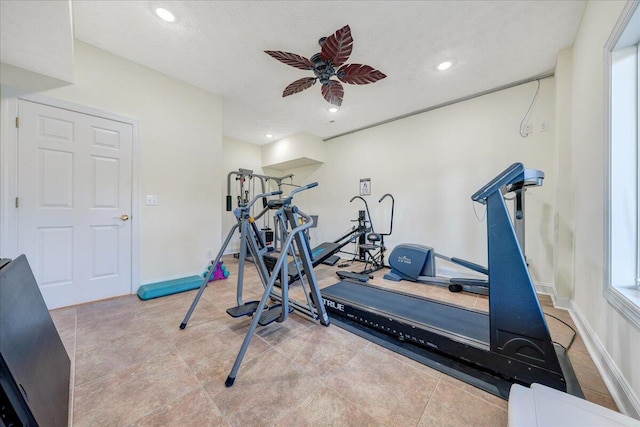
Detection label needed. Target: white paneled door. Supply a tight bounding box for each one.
[17,100,133,309]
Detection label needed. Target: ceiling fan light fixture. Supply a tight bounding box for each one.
[155,7,175,22]
[437,61,452,71]
[265,25,386,106]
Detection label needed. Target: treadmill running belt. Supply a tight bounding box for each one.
[321,281,489,344]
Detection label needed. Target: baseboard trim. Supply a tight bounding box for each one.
[223,247,239,256]
[569,301,640,419]
[534,281,555,296]
[530,279,575,309]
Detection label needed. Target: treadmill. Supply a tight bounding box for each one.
[321,163,581,399]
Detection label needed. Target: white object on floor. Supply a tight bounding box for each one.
[508,383,640,427]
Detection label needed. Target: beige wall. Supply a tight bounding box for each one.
[552,47,575,305]
[1,41,223,284]
[566,0,640,417]
[267,78,558,287]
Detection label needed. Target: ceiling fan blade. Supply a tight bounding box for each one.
[283,77,317,97]
[264,50,314,70]
[321,25,353,67]
[321,80,344,106]
[337,64,387,85]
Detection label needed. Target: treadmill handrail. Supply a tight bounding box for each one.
[471,162,525,203]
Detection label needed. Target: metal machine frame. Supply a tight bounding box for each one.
[321,163,580,399]
[180,183,329,386]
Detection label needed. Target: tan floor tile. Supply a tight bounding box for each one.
[73,352,200,426]
[75,311,161,349]
[146,294,225,331]
[419,381,507,426]
[473,295,490,311]
[276,385,386,426]
[75,294,145,325]
[440,374,508,410]
[326,344,438,426]
[274,321,368,377]
[200,278,260,305]
[545,313,578,349]
[373,344,444,380]
[253,312,316,346]
[53,254,619,425]
[427,284,479,308]
[574,361,611,397]
[50,306,77,332]
[176,326,271,386]
[209,348,321,427]
[371,277,437,299]
[133,388,230,426]
[165,316,232,347]
[583,388,619,412]
[74,327,176,386]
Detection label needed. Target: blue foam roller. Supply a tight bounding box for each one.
[137,275,203,300]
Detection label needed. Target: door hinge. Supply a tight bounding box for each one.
[15,197,19,208]
[15,117,19,128]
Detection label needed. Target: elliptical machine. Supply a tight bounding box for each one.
[179,183,330,387]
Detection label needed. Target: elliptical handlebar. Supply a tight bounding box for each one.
[243,190,282,211]
[378,193,395,237]
[350,195,374,233]
[288,181,318,198]
[291,207,316,231]
[269,182,319,209]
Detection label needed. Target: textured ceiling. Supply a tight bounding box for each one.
[71,1,586,145]
[0,0,75,83]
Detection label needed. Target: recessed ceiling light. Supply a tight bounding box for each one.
[437,61,452,71]
[155,7,175,22]
[265,133,274,138]
[328,107,338,113]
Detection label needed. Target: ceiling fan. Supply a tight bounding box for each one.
[265,25,386,107]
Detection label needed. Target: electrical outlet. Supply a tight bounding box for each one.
[146,195,159,206]
[523,123,532,136]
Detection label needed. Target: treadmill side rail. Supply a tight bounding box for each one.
[322,281,567,392]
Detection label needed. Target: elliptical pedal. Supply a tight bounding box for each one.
[226,301,260,318]
[258,304,293,326]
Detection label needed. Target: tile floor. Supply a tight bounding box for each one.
[51,255,619,426]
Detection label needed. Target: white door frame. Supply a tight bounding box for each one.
[0,89,140,296]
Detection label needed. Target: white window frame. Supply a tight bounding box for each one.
[604,0,640,328]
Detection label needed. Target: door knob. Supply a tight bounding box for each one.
[116,214,130,221]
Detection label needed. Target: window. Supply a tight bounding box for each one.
[605,1,640,328]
